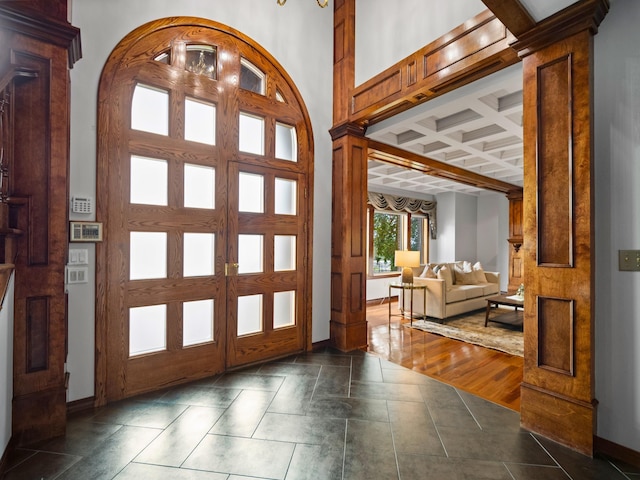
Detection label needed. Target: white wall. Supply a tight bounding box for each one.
[0,274,14,457]
[69,0,333,402]
[477,194,509,292]
[366,275,401,302]
[455,193,478,261]
[594,0,640,452]
[355,0,485,85]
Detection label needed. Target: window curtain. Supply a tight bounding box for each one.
[367,192,437,239]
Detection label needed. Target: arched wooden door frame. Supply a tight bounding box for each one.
[94,16,315,405]
[331,0,608,456]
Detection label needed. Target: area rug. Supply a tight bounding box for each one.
[407,307,524,357]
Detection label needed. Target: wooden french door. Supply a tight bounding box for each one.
[97,18,313,402]
[226,163,307,367]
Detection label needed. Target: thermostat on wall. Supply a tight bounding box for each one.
[71,196,93,214]
[70,221,103,242]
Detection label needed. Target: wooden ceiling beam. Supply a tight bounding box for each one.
[368,139,522,196]
[480,0,536,37]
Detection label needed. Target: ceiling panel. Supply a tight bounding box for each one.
[367,63,523,198]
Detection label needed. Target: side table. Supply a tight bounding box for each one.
[388,283,427,328]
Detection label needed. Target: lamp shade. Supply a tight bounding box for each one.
[395,250,420,284]
[394,250,420,267]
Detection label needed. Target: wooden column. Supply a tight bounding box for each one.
[507,190,523,293]
[0,3,81,446]
[513,0,608,455]
[330,0,368,351]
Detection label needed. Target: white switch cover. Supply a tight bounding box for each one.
[66,266,88,284]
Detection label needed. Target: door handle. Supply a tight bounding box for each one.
[225,263,239,276]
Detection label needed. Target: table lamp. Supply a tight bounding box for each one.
[395,250,420,284]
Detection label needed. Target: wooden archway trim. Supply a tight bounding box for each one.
[331,0,608,456]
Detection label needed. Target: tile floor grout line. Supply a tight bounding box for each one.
[456,388,484,431]
[529,432,574,479]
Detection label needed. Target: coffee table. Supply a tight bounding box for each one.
[485,294,524,329]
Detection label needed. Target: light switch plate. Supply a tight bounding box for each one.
[618,250,640,271]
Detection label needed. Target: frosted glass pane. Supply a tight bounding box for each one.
[130,156,168,206]
[129,304,166,356]
[131,84,168,135]
[183,299,214,346]
[274,291,295,329]
[274,178,297,215]
[184,233,215,277]
[184,164,215,209]
[185,98,216,145]
[130,232,167,280]
[237,294,263,336]
[274,235,296,271]
[275,123,297,162]
[238,234,263,274]
[239,113,264,155]
[238,172,264,213]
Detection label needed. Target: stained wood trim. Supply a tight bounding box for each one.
[480,0,536,36]
[595,436,640,469]
[368,139,522,195]
[0,4,81,66]
[349,9,519,127]
[510,0,609,58]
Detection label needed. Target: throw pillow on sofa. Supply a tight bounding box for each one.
[419,264,437,278]
[473,261,487,283]
[454,268,477,285]
[437,266,453,290]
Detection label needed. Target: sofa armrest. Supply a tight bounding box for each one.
[412,277,447,319]
[484,271,500,284]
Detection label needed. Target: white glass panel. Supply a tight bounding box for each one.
[130,156,168,206]
[274,178,297,215]
[275,123,297,162]
[131,84,168,136]
[238,234,263,274]
[183,299,214,346]
[184,233,215,277]
[130,232,167,280]
[274,291,295,329]
[184,164,215,209]
[238,172,264,213]
[129,304,166,356]
[239,113,264,155]
[185,98,216,145]
[237,294,263,336]
[274,235,296,271]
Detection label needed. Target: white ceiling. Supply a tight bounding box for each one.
[366,1,580,199]
[367,63,524,197]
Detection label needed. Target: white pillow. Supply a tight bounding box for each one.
[436,266,453,289]
[419,264,437,278]
[473,261,487,283]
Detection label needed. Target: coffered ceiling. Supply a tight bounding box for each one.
[365,0,582,199]
[366,63,524,197]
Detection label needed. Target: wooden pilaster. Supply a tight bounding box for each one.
[507,190,523,293]
[512,0,608,456]
[330,0,368,351]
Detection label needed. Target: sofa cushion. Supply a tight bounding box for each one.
[445,287,467,303]
[478,282,500,296]
[456,284,485,299]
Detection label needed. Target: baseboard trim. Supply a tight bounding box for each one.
[67,396,96,415]
[312,339,333,350]
[595,435,640,468]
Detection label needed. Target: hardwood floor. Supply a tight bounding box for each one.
[365,300,523,411]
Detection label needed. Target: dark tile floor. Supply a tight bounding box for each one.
[3,349,639,480]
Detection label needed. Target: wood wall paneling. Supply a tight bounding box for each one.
[1,1,80,447]
[521,28,596,455]
[349,10,519,127]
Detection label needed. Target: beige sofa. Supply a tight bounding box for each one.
[398,261,500,323]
